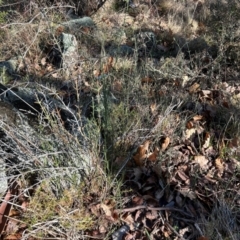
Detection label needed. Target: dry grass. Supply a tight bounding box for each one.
[0,0,239,239]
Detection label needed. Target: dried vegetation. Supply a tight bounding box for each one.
[0,0,239,239]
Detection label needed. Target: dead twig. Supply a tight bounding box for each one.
[117,205,194,218]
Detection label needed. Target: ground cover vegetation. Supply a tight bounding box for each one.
[0,0,239,239]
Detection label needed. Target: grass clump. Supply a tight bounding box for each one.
[23,182,95,238]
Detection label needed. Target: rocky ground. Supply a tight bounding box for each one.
[0,0,239,239]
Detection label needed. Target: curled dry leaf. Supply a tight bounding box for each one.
[185,128,196,140]
[215,158,224,174]
[148,147,160,162]
[186,120,194,129]
[176,170,189,182]
[160,137,170,151]
[192,115,203,121]
[133,140,150,166]
[202,132,211,149]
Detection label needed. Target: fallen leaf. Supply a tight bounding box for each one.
[121,213,135,231]
[134,209,142,222]
[132,196,144,206]
[186,120,194,129]
[179,226,190,236]
[194,155,208,169]
[200,90,211,97]
[160,137,170,151]
[187,145,195,155]
[202,132,211,149]
[178,188,196,200]
[185,128,196,140]
[101,199,115,216]
[93,69,101,77]
[41,57,47,66]
[176,170,189,182]
[51,72,58,78]
[192,115,203,121]
[215,158,224,174]
[100,199,118,222]
[145,210,158,220]
[46,64,53,72]
[150,103,157,115]
[5,218,19,236]
[189,83,200,93]
[34,63,41,71]
[99,219,108,233]
[90,204,101,217]
[148,147,160,162]
[133,140,150,166]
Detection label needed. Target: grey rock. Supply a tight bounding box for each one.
[183,37,209,57]
[48,33,78,71]
[0,83,95,197]
[0,166,8,197]
[0,58,18,84]
[225,44,240,66]
[112,225,130,240]
[135,31,156,49]
[0,59,17,74]
[107,44,134,57]
[61,17,95,31]
[60,33,79,69]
